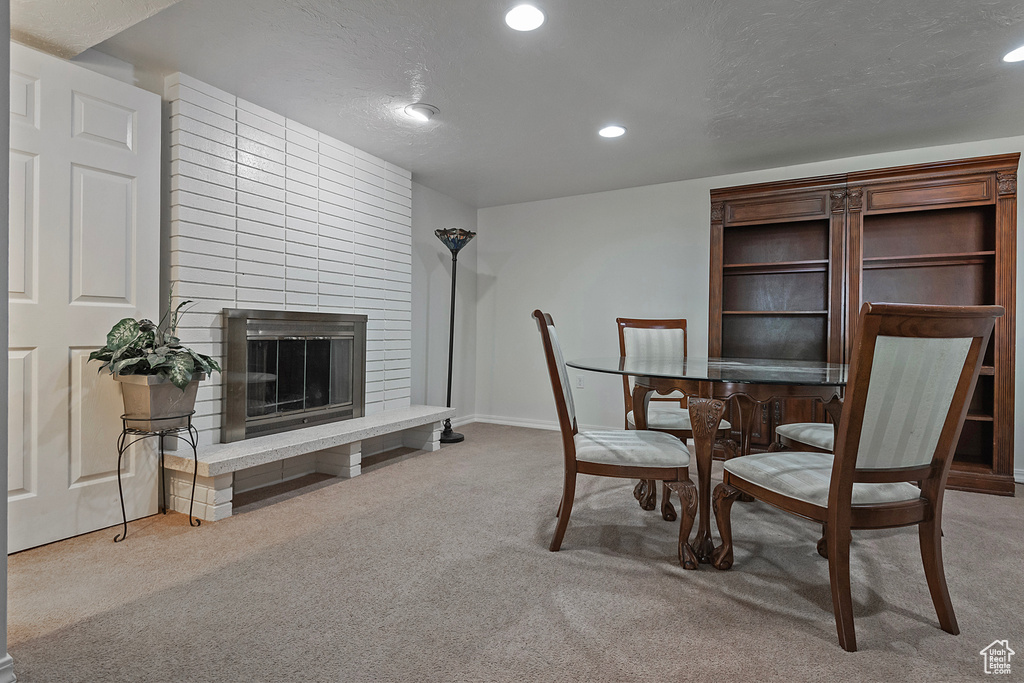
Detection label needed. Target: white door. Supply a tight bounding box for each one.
[8,43,161,552]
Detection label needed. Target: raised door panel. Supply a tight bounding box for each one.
[70,165,134,304]
[725,194,831,225]
[72,92,136,152]
[862,175,994,213]
[7,349,36,499]
[8,150,37,301]
[713,179,843,225]
[9,71,39,129]
[68,349,131,485]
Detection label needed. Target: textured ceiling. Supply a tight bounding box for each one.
[11,0,181,58]
[92,0,1024,207]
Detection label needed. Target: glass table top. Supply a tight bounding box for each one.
[567,356,849,387]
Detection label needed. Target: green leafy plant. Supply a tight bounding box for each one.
[89,298,221,390]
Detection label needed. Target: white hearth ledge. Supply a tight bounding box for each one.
[162,405,455,521]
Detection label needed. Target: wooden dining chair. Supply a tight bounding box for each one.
[534,310,700,568]
[711,302,1001,651]
[616,318,730,519]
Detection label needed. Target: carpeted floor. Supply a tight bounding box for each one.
[8,422,1024,682]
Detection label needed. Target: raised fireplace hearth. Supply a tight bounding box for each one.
[222,309,366,443]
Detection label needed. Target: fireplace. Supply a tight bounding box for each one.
[222,309,367,442]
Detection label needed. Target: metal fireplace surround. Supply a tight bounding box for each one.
[222,309,366,443]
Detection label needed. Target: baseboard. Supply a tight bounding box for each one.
[472,414,559,431]
[451,414,477,429]
[470,415,612,434]
[1015,468,1024,485]
[0,653,16,683]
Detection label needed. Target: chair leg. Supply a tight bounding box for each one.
[817,524,828,558]
[919,518,959,635]
[710,483,742,570]
[633,479,657,511]
[661,481,677,521]
[550,470,577,552]
[632,479,645,505]
[826,523,857,652]
[666,479,698,570]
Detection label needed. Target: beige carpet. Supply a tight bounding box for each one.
[8,423,1024,682]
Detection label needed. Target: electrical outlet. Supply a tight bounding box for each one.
[575,376,585,389]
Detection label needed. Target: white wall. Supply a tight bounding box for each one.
[475,136,1024,479]
[410,182,477,423]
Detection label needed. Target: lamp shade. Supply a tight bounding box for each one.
[435,227,476,254]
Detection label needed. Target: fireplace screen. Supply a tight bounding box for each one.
[222,310,366,442]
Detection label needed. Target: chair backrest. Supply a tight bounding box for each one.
[615,318,687,417]
[533,310,577,436]
[831,303,1001,504]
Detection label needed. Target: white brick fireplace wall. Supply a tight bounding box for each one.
[165,73,412,448]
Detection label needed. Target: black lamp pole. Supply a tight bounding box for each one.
[435,227,476,443]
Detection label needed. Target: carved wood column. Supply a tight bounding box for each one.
[830,187,849,363]
[709,200,725,356]
[994,169,1016,484]
[844,185,864,360]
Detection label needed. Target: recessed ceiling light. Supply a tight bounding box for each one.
[505,4,545,31]
[1004,44,1024,62]
[404,103,439,122]
[598,125,626,138]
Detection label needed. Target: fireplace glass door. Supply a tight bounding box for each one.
[246,337,355,418]
[223,310,367,442]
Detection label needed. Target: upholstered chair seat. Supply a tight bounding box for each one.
[774,422,835,452]
[626,407,732,432]
[723,451,920,508]
[574,430,690,468]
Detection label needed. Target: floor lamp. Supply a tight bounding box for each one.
[435,227,476,443]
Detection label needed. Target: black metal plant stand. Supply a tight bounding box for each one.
[114,412,201,542]
[435,227,477,444]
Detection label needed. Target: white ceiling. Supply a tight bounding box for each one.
[11,0,181,58]
[83,0,1024,207]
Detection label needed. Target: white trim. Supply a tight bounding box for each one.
[1014,468,1024,485]
[471,415,612,433]
[0,653,15,683]
[474,414,559,431]
[451,414,477,428]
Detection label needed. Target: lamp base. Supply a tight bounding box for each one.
[439,418,464,444]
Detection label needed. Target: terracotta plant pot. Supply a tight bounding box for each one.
[115,373,205,432]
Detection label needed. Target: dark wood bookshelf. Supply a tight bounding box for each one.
[709,153,1019,495]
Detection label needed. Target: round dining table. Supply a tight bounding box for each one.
[567,355,849,566]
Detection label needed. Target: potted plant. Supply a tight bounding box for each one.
[89,298,221,431]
